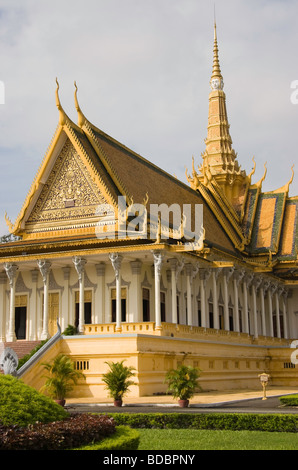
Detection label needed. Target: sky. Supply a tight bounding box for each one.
[0,0,297,236]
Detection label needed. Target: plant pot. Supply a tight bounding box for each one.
[178,399,189,408]
[55,399,66,407]
[113,399,123,407]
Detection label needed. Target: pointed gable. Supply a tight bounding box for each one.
[6,81,122,240]
[26,138,109,228]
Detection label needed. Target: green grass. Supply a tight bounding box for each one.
[137,428,298,450]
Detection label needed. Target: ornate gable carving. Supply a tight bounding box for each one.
[27,139,108,226]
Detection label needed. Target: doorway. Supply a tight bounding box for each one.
[15,295,27,339]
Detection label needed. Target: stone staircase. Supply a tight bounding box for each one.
[1,340,41,360]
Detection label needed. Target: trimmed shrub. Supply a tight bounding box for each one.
[279,395,298,407]
[0,414,116,450]
[0,375,68,427]
[74,425,140,450]
[108,412,298,433]
[17,340,48,370]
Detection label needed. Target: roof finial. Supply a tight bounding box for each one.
[55,78,66,125]
[210,15,224,91]
[287,164,295,191]
[74,81,86,128]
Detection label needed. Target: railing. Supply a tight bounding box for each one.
[83,322,290,346]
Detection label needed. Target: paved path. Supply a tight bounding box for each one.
[67,397,298,414]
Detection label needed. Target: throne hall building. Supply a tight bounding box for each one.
[0,24,297,396]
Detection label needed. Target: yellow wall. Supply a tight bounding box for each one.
[20,326,296,400]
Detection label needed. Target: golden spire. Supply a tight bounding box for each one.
[210,21,224,90]
[199,22,246,199]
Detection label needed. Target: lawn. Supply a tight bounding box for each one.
[137,428,298,450]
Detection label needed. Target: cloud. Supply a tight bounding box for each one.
[0,0,297,235]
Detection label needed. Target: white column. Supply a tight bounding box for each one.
[30,269,39,340]
[95,262,106,324]
[130,259,142,322]
[275,286,281,338]
[222,267,234,331]
[252,277,261,339]
[242,273,253,334]
[62,266,71,330]
[199,269,211,328]
[267,283,275,337]
[259,278,268,337]
[185,264,193,327]
[169,259,178,324]
[0,271,7,341]
[109,253,123,331]
[153,251,164,330]
[37,260,51,340]
[212,268,221,330]
[4,263,18,342]
[72,257,87,334]
[233,269,245,333]
[282,288,289,339]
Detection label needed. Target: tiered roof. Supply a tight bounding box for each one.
[2,25,297,283]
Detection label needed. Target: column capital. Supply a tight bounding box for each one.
[152,251,164,276]
[109,253,123,280]
[277,285,285,296]
[222,266,234,283]
[282,286,289,299]
[233,268,245,285]
[199,268,211,286]
[168,258,178,271]
[4,263,19,286]
[252,275,262,292]
[185,263,193,276]
[37,259,52,283]
[269,281,279,295]
[212,266,223,280]
[260,276,270,293]
[175,257,184,282]
[243,271,254,287]
[72,256,87,281]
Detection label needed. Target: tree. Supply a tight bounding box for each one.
[41,354,85,405]
[165,364,201,407]
[102,360,136,406]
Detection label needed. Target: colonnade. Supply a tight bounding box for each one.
[1,250,290,342]
[153,253,289,340]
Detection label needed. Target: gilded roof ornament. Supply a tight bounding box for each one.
[185,156,200,190]
[55,78,66,126]
[210,22,224,91]
[248,157,256,181]
[4,211,14,233]
[74,81,86,128]
[288,164,295,190]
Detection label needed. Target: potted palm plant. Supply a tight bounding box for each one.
[41,353,85,406]
[165,364,201,407]
[102,360,136,407]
